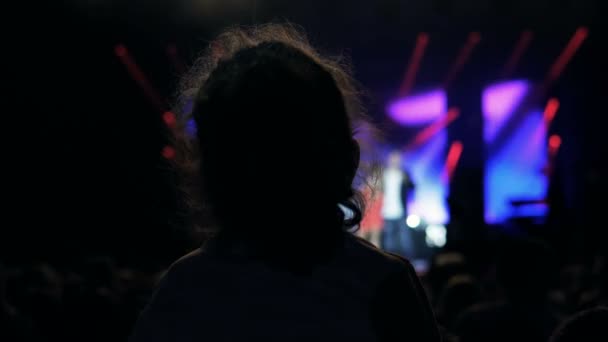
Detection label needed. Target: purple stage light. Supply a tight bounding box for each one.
[483,80,548,224]
[482,80,530,142]
[387,90,447,125]
[403,133,450,225]
[385,89,449,224]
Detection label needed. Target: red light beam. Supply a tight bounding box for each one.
[543,98,560,125]
[501,30,534,78]
[405,107,460,150]
[543,135,563,177]
[399,33,430,97]
[162,111,177,128]
[443,32,481,89]
[162,145,176,160]
[545,27,589,85]
[114,44,165,112]
[549,135,562,156]
[442,141,464,182]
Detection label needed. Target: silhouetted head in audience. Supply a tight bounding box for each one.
[175,25,371,260]
[497,238,555,304]
[550,307,608,342]
[438,275,482,328]
[428,252,468,297]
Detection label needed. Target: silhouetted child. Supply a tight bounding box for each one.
[129,24,440,342]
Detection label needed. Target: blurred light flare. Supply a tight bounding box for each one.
[549,135,562,154]
[425,224,447,248]
[406,215,421,229]
[114,44,127,57]
[162,146,176,160]
[185,119,198,137]
[163,111,177,128]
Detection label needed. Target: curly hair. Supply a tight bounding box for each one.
[172,24,379,243]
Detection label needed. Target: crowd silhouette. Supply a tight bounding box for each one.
[2,243,606,341]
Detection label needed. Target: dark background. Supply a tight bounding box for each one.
[4,0,605,266]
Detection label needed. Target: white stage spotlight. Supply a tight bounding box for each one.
[425,224,447,248]
[406,215,421,229]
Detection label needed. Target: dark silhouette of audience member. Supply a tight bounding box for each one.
[427,252,469,299]
[437,275,482,330]
[455,238,560,341]
[129,24,440,342]
[1,264,32,342]
[578,255,608,310]
[550,307,608,342]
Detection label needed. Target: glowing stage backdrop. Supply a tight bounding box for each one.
[483,80,549,223]
[387,90,449,225]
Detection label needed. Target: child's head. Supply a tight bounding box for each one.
[175,24,371,242]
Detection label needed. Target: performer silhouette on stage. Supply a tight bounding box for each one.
[381,151,415,258]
